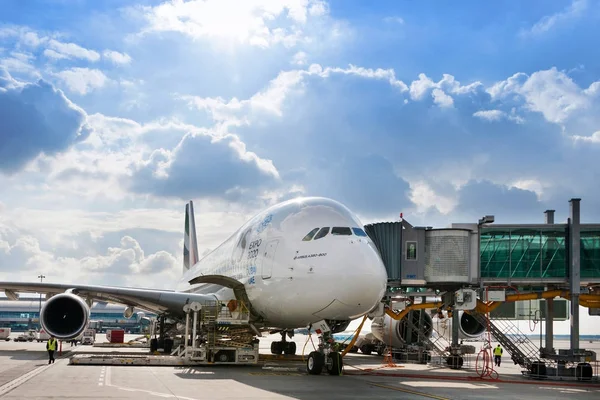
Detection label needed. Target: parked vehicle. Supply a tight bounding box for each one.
[37,329,51,342]
[0,328,11,341]
[14,329,37,342]
[81,329,96,345]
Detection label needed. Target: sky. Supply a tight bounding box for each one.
[0,0,599,335]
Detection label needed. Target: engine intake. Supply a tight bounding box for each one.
[40,293,90,340]
[371,309,433,348]
[458,311,486,339]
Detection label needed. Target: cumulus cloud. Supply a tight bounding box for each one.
[0,68,92,173]
[137,0,329,48]
[55,68,110,95]
[487,67,599,125]
[572,131,600,143]
[128,130,280,200]
[103,50,132,65]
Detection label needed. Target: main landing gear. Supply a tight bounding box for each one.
[270,331,297,355]
[305,320,343,376]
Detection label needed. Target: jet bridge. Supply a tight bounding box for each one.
[366,197,600,380]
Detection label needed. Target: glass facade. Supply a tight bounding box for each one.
[480,227,568,279]
[581,228,600,279]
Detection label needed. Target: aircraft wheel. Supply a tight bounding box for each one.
[284,342,296,355]
[307,351,324,375]
[327,352,343,375]
[360,345,371,355]
[271,341,283,354]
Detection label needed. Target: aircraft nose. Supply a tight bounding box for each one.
[332,240,388,317]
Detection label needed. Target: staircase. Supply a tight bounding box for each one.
[469,312,541,369]
[202,303,218,348]
[404,312,451,358]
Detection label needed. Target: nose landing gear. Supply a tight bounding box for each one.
[305,320,343,376]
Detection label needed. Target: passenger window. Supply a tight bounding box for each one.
[352,228,367,237]
[331,227,352,235]
[313,227,330,240]
[302,228,320,241]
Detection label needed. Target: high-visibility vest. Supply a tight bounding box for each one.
[493,347,502,356]
[48,339,57,351]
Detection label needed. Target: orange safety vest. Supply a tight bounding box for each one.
[47,338,57,351]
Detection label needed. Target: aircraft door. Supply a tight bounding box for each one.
[261,239,279,279]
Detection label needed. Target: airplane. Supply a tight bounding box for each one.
[0,196,388,375]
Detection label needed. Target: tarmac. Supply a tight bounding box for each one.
[1,333,599,399]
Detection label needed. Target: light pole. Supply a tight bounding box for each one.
[37,274,45,327]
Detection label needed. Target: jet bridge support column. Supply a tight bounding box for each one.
[451,308,459,347]
[544,210,555,355]
[544,297,554,353]
[569,199,581,351]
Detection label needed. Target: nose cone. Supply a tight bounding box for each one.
[314,239,388,320]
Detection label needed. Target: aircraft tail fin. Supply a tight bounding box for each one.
[183,201,199,273]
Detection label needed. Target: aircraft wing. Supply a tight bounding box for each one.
[0,281,218,318]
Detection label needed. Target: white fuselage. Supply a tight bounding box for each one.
[176,197,388,330]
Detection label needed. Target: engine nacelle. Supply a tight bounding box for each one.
[40,292,90,340]
[371,309,433,348]
[458,311,486,339]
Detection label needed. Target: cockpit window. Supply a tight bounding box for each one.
[302,228,320,241]
[331,227,352,236]
[313,227,330,240]
[352,228,368,237]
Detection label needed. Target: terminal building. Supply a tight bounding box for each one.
[0,298,155,333]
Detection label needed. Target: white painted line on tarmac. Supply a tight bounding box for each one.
[0,364,52,397]
[105,367,198,400]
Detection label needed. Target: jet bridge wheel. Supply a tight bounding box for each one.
[307,351,325,375]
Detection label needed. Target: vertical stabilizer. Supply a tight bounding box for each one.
[183,201,199,273]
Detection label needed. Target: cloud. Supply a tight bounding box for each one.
[0,68,92,173]
[487,67,599,124]
[473,109,524,124]
[137,0,330,48]
[431,88,453,108]
[291,51,307,65]
[103,50,132,65]
[522,0,588,36]
[46,39,100,62]
[409,72,481,106]
[55,68,110,95]
[128,129,280,200]
[572,131,600,143]
[455,180,543,222]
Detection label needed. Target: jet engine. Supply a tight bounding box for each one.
[457,311,486,339]
[370,309,433,348]
[371,310,487,348]
[40,292,90,340]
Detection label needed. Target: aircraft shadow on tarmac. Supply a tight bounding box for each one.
[1,350,48,361]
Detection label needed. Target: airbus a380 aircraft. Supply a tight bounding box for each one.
[0,197,388,374]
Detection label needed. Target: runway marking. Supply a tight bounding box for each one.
[105,367,198,400]
[367,382,451,400]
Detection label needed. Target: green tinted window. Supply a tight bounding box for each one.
[480,227,567,279]
[581,229,600,279]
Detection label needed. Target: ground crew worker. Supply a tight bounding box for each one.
[493,344,503,366]
[46,335,57,364]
